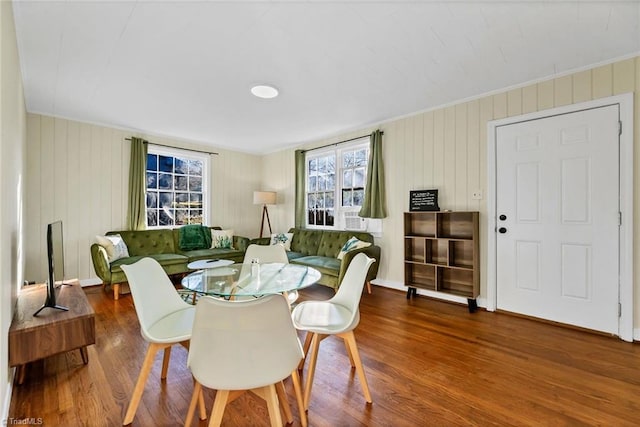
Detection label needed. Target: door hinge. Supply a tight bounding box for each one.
[618,211,622,226]
[618,302,622,317]
[619,120,622,136]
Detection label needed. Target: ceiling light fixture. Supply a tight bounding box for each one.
[251,85,279,99]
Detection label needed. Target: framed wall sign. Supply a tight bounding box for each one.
[409,189,440,211]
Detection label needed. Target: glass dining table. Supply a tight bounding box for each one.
[181,262,321,300]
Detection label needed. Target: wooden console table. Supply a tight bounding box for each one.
[9,283,96,384]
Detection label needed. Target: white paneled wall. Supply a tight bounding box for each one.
[261,56,640,326]
[25,115,262,284]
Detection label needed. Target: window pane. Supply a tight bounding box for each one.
[190,193,202,208]
[308,194,317,209]
[175,192,189,207]
[159,208,174,226]
[326,209,334,226]
[147,154,158,171]
[175,209,189,225]
[308,158,317,173]
[326,174,335,190]
[146,192,158,209]
[342,189,352,207]
[354,167,365,187]
[191,209,203,224]
[343,170,352,188]
[159,192,174,208]
[318,158,327,173]
[327,156,335,173]
[158,173,173,190]
[355,149,368,166]
[317,175,326,191]
[189,176,202,192]
[308,176,317,192]
[353,189,364,206]
[159,155,174,173]
[326,192,334,208]
[316,210,324,226]
[147,210,158,227]
[146,172,158,189]
[175,175,188,191]
[175,158,188,174]
[343,151,354,168]
[316,194,325,208]
[308,209,315,225]
[189,159,203,176]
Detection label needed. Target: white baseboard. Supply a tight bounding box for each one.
[371,278,486,307]
[633,329,640,342]
[2,368,16,423]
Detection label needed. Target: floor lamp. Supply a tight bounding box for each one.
[254,191,277,238]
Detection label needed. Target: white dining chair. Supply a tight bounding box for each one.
[243,243,289,264]
[120,257,197,426]
[185,294,306,427]
[291,253,376,410]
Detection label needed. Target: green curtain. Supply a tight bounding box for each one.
[127,137,148,230]
[359,130,387,218]
[294,149,306,228]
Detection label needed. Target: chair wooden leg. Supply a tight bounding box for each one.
[198,387,207,421]
[263,384,284,427]
[298,332,313,371]
[161,346,172,379]
[340,331,372,403]
[303,333,322,410]
[123,342,163,425]
[290,369,307,427]
[209,389,230,427]
[275,381,293,424]
[185,381,202,426]
[113,283,120,300]
[366,281,372,294]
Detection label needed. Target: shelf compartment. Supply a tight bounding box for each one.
[404,263,436,291]
[404,212,436,237]
[437,267,475,298]
[437,212,476,239]
[404,237,426,263]
[426,239,448,265]
[448,240,474,269]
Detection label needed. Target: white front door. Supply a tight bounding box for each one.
[495,105,620,334]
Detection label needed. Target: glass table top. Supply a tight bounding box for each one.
[181,262,321,297]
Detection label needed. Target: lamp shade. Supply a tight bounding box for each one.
[253,191,277,205]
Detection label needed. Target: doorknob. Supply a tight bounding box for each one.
[499,214,507,221]
[498,227,507,234]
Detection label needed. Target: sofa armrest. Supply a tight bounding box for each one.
[249,237,271,246]
[90,243,112,285]
[233,235,250,252]
[337,245,381,286]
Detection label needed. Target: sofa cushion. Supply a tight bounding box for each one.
[290,255,341,278]
[316,231,356,258]
[96,234,130,262]
[110,253,188,273]
[270,232,293,251]
[286,251,305,262]
[288,228,321,256]
[181,248,245,262]
[337,236,372,260]
[111,229,176,256]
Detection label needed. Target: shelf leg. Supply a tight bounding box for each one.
[406,287,413,299]
[467,298,478,313]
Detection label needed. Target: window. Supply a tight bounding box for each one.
[145,146,209,227]
[306,139,369,229]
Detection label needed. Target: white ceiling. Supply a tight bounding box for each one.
[12,0,640,154]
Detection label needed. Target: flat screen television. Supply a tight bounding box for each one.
[33,220,69,316]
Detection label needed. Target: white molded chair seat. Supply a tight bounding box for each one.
[243,243,289,264]
[291,253,376,410]
[120,257,196,425]
[185,294,307,427]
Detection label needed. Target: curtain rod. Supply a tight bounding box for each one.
[125,138,219,156]
[301,131,383,154]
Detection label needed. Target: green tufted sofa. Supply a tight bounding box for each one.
[253,227,381,292]
[91,227,249,299]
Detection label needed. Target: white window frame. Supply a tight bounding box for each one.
[145,145,210,229]
[305,138,370,231]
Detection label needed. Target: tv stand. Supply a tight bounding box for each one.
[9,283,95,384]
[33,302,69,317]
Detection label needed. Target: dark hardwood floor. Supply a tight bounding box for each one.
[9,284,640,426]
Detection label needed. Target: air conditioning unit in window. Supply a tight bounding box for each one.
[343,211,367,231]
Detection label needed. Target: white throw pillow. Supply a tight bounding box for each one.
[337,236,372,260]
[270,233,294,251]
[95,234,130,262]
[211,229,234,249]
